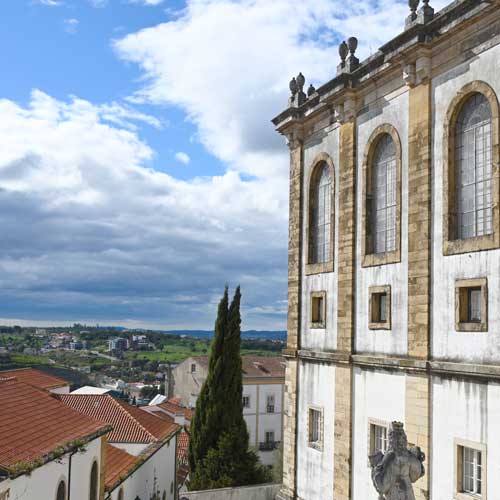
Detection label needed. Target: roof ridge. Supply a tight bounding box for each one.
[109,396,157,442]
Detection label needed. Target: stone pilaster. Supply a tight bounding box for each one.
[278,134,303,500]
[406,80,432,500]
[99,434,107,500]
[333,119,356,500]
[407,81,432,360]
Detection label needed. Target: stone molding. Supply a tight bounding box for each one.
[368,285,392,330]
[442,80,500,256]
[454,277,488,332]
[361,124,402,268]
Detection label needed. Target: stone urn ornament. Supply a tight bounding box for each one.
[369,422,425,500]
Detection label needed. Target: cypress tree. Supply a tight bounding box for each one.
[188,286,271,490]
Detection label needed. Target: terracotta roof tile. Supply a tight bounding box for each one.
[0,379,109,474]
[58,394,178,444]
[177,430,190,465]
[157,399,194,421]
[192,356,285,378]
[0,368,68,391]
[105,444,137,490]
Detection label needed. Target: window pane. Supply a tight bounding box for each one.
[468,288,482,322]
[371,134,397,254]
[310,164,331,264]
[379,294,387,322]
[456,93,493,239]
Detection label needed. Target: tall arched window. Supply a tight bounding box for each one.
[89,461,98,500]
[56,481,66,500]
[118,488,124,500]
[309,163,332,264]
[455,93,493,239]
[371,134,397,254]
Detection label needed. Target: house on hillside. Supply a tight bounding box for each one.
[0,367,70,394]
[172,356,285,466]
[0,377,110,500]
[58,393,180,500]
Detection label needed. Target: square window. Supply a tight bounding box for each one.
[242,396,250,408]
[369,286,391,330]
[310,292,326,329]
[456,278,488,332]
[455,440,486,500]
[308,407,323,450]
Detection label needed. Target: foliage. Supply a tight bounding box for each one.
[188,286,271,490]
[140,385,159,400]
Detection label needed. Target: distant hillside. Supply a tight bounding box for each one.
[163,330,286,341]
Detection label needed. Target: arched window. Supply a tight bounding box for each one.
[89,461,98,500]
[309,163,332,264]
[371,134,397,254]
[56,480,66,500]
[118,488,124,500]
[455,93,493,239]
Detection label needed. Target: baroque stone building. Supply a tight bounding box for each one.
[272,0,500,499]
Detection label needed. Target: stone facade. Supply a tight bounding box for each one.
[272,1,500,499]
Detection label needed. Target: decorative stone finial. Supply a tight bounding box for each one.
[339,41,348,63]
[405,0,419,29]
[347,37,358,56]
[307,84,316,97]
[288,73,306,107]
[406,0,433,28]
[337,38,359,75]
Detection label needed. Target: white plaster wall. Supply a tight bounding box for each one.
[301,121,340,352]
[352,367,406,500]
[432,42,500,363]
[296,360,335,500]
[108,437,177,500]
[112,442,148,456]
[432,377,500,499]
[50,385,71,394]
[2,437,102,500]
[243,384,258,446]
[355,88,409,356]
[173,358,208,407]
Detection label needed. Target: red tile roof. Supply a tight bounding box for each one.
[193,356,285,378]
[105,444,137,490]
[58,394,178,444]
[0,368,68,391]
[0,379,109,475]
[157,399,194,421]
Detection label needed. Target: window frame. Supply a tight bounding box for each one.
[305,154,335,275]
[367,418,390,462]
[454,438,487,500]
[455,278,488,332]
[89,460,99,500]
[443,82,500,256]
[310,291,327,329]
[266,394,275,414]
[362,124,402,268]
[307,406,323,451]
[242,395,250,409]
[369,285,392,330]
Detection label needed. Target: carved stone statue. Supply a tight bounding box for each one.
[369,422,425,500]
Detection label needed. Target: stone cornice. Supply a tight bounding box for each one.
[272,0,495,135]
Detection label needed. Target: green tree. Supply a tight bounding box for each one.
[188,286,271,490]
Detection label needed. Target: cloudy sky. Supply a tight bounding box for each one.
[0,0,448,330]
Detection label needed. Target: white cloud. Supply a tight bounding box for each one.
[88,0,108,7]
[129,0,163,5]
[64,18,79,34]
[0,90,287,328]
[36,0,63,5]
[175,152,190,165]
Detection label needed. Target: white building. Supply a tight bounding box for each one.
[0,377,109,500]
[173,356,285,466]
[272,0,500,499]
[58,393,180,500]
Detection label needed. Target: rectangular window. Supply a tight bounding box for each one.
[310,291,326,328]
[308,407,322,449]
[265,431,275,444]
[455,441,486,499]
[370,423,388,454]
[456,278,488,332]
[266,395,275,414]
[369,286,391,330]
[190,363,196,373]
[242,396,250,408]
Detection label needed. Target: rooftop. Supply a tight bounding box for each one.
[57,394,178,444]
[0,368,68,391]
[105,444,137,491]
[0,378,109,476]
[193,356,285,378]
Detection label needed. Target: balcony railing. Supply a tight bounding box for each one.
[259,441,280,451]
